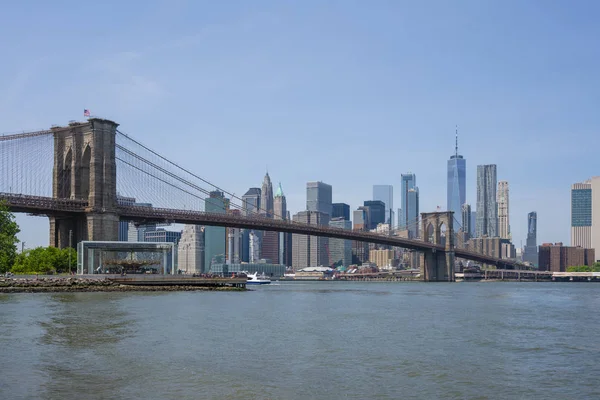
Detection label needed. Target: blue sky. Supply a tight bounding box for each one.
[1,0,599,249]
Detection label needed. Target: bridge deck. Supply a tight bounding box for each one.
[0,192,527,269]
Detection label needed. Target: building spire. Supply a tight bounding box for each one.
[455,125,458,157]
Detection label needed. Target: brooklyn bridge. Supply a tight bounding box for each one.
[0,118,526,281]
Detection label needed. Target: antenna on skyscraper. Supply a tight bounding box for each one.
[455,125,459,157]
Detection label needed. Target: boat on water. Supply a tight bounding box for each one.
[246,272,271,285]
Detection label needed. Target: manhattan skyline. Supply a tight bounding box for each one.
[2,1,599,249]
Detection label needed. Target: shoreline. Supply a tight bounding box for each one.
[0,277,246,293]
[0,285,244,293]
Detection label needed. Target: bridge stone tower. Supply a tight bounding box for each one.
[49,119,120,248]
[421,211,455,282]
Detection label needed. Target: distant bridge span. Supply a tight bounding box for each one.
[1,192,523,270]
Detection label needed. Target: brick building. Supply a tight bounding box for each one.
[538,243,595,272]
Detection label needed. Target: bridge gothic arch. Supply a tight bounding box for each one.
[80,144,91,200]
[60,147,72,199]
[425,222,434,243]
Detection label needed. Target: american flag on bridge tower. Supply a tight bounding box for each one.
[83,109,90,117]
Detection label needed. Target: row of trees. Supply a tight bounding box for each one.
[12,247,77,274]
[566,263,600,273]
[1,201,77,274]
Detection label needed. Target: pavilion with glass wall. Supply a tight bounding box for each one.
[77,241,176,275]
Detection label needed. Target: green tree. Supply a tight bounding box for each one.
[11,246,77,274]
[566,263,600,273]
[55,247,77,273]
[0,201,20,273]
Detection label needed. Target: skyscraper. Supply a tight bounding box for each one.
[352,208,369,264]
[475,164,498,238]
[306,181,332,215]
[204,191,226,269]
[363,200,386,230]
[523,212,538,266]
[462,203,472,239]
[260,172,274,217]
[571,180,592,249]
[274,183,290,265]
[332,203,350,220]
[497,181,510,239]
[226,209,242,265]
[446,128,466,229]
[249,231,261,263]
[241,187,261,263]
[373,185,394,226]
[329,217,352,267]
[274,183,287,221]
[227,227,242,265]
[571,177,600,260]
[259,172,278,263]
[242,187,261,216]
[292,211,329,269]
[401,173,419,238]
[353,208,368,231]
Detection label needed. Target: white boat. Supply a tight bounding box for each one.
[246,272,271,285]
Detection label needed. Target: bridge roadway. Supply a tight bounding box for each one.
[1,193,525,269]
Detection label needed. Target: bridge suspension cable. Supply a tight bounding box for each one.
[0,130,54,197]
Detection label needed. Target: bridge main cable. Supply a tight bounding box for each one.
[116,130,285,220]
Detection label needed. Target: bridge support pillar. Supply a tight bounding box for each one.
[49,215,87,248]
[50,118,120,248]
[86,213,120,243]
[49,213,119,248]
[422,249,455,282]
[420,211,456,282]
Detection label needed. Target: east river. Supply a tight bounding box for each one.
[1,282,599,399]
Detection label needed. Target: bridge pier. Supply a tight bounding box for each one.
[50,119,120,248]
[422,249,455,282]
[49,213,119,248]
[420,212,455,282]
[49,215,86,248]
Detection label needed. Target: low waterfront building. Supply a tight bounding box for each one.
[538,243,595,272]
[295,266,335,280]
[210,262,286,277]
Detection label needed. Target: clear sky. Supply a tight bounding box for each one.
[1,0,599,249]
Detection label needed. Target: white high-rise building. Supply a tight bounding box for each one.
[497,181,510,239]
[177,225,204,274]
[227,228,241,264]
[249,231,261,263]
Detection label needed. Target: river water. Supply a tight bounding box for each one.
[1,282,599,399]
